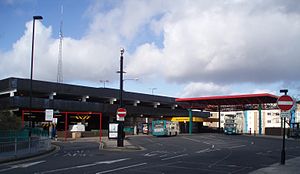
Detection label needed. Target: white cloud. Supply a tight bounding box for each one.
[1,1,300,96]
[179,82,231,97]
[125,43,164,81]
[251,89,277,95]
[127,1,300,85]
[0,19,121,83]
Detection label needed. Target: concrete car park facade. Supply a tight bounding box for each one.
[0,77,208,136]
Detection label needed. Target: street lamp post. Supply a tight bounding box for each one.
[117,48,125,147]
[280,89,288,165]
[29,15,43,129]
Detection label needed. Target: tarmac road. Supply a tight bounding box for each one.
[0,133,299,174]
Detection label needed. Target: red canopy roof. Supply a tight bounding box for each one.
[176,93,278,106]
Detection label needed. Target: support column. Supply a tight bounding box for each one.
[99,113,102,142]
[64,112,68,141]
[258,104,262,135]
[22,110,24,128]
[244,111,248,133]
[188,109,192,134]
[218,105,221,133]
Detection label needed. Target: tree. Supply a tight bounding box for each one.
[0,111,21,130]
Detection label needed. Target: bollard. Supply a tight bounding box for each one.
[14,137,17,156]
[28,137,31,153]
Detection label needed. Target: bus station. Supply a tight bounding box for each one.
[0,77,299,139]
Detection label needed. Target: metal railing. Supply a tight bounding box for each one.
[0,129,51,160]
[0,137,51,159]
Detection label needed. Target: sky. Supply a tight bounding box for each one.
[0,0,300,99]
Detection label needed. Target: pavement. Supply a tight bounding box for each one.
[0,134,299,174]
[250,156,300,174]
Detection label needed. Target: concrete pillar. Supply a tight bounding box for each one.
[188,109,192,134]
[259,104,262,135]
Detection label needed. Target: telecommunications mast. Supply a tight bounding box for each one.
[57,5,63,83]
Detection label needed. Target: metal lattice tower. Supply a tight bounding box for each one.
[57,5,63,83]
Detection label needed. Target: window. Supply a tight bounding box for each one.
[267,120,271,123]
[267,113,271,115]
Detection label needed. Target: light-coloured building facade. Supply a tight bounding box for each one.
[206,103,300,134]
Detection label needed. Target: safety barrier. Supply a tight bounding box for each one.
[0,137,51,158]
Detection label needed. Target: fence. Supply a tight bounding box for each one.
[0,129,51,161]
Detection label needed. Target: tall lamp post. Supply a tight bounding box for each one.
[117,48,125,147]
[29,15,43,129]
[280,89,288,165]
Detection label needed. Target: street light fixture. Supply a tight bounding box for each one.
[29,15,43,129]
[150,87,157,95]
[124,78,139,81]
[99,80,109,88]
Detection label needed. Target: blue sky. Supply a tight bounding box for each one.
[1,0,300,99]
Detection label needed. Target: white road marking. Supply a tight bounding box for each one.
[0,166,18,172]
[159,154,168,157]
[203,141,211,145]
[161,154,188,161]
[95,158,130,164]
[95,162,147,174]
[144,150,169,157]
[196,148,211,153]
[144,152,157,157]
[181,137,202,143]
[145,138,154,143]
[14,160,46,168]
[0,160,46,172]
[36,158,130,174]
[196,148,220,153]
[227,145,246,149]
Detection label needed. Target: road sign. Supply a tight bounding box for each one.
[277,95,294,111]
[117,108,127,117]
[280,110,290,118]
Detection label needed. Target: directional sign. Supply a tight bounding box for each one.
[277,95,294,111]
[117,108,127,117]
[45,109,54,121]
